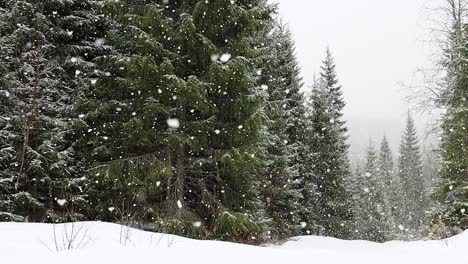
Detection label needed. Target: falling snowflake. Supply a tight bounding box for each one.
[177,200,182,209]
[3,91,10,97]
[108,207,115,212]
[220,53,231,63]
[193,221,202,228]
[95,38,106,46]
[210,54,220,62]
[215,129,221,135]
[57,199,67,207]
[167,118,180,129]
[300,222,307,228]
[398,225,405,231]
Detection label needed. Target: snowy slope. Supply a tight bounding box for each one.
[1,222,467,264]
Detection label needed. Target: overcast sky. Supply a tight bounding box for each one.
[274,0,441,120]
[274,0,444,157]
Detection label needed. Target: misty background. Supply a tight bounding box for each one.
[274,0,443,161]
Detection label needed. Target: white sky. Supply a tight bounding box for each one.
[274,0,440,120]
[273,0,447,157]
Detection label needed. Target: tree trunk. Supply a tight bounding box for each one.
[175,144,185,210]
[17,63,41,187]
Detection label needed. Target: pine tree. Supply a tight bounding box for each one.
[304,50,352,238]
[258,20,307,238]
[0,0,109,222]
[397,113,426,231]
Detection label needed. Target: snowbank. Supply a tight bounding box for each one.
[0,221,467,264]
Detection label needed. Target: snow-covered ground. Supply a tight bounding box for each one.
[1,221,467,264]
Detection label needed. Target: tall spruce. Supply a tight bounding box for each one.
[305,49,352,238]
[378,135,397,234]
[0,0,109,222]
[432,20,468,232]
[350,140,390,242]
[73,0,273,241]
[259,20,307,238]
[397,113,426,231]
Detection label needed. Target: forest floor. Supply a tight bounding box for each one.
[1,221,467,263]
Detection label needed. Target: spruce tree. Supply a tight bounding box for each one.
[397,113,426,231]
[0,0,109,222]
[350,140,389,242]
[432,23,468,232]
[305,50,352,238]
[378,135,397,234]
[74,0,273,241]
[258,20,307,238]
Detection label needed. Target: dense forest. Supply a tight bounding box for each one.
[0,0,466,244]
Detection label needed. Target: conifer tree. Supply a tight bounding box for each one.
[378,136,397,233]
[259,20,307,238]
[0,0,109,222]
[305,50,352,238]
[350,140,390,242]
[432,22,468,231]
[73,0,273,241]
[397,113,426,231]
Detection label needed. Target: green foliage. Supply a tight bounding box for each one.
[257,20,306,239]
[71,0,274,241]
[303,50,353,239]
[350,141,391,242]
[397,113,427,231]
[431,24,468,233]
[0,0,109,222]
[154,213,210,240]
[214,211,260,243]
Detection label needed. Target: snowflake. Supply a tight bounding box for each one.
[95,38,106,46]
[220,53,231,63]
[167,118,180,129]
[57,199,67,207]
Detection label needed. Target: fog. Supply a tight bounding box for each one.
[274,0,442,158]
